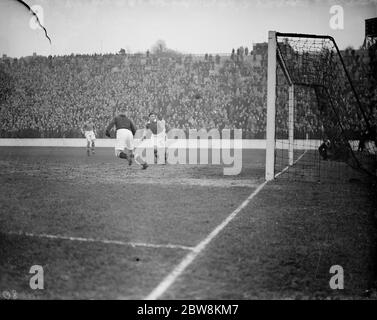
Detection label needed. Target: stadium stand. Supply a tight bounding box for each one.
[0,44,376,139]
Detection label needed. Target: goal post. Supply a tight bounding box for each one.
[265,31,277,181]
[288,84,294,166]
[266,31,295,180]
[265,31,377,182]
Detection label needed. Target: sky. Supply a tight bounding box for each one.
[0,0,376,57]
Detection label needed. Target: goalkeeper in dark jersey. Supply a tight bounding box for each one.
[105,109,148,170]
[318,139,331,160]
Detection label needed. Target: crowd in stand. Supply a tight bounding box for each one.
[343,47,377,128]
[0,43,375,139]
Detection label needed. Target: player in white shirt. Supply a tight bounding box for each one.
[81,120,96,156]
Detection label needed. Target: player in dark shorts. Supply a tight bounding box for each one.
[318,139,331,160]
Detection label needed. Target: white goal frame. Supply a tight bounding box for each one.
[265,31,295,181]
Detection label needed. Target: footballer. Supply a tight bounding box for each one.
[141,112,167,164]
[105,108,148,170]
[318,139,331,160]
[81,119,96,156]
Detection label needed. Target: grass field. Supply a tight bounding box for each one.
[0,146,376,299]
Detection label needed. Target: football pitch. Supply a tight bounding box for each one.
[0,147,376,299]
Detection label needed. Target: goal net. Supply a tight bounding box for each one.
[265,31,377,182]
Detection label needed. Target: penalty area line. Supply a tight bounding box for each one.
[5,231,195,251]
[143,180,268,300]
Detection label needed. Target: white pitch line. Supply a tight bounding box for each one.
[6,231,194,252]
[274,150,308,179]
[144,181,268,300]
